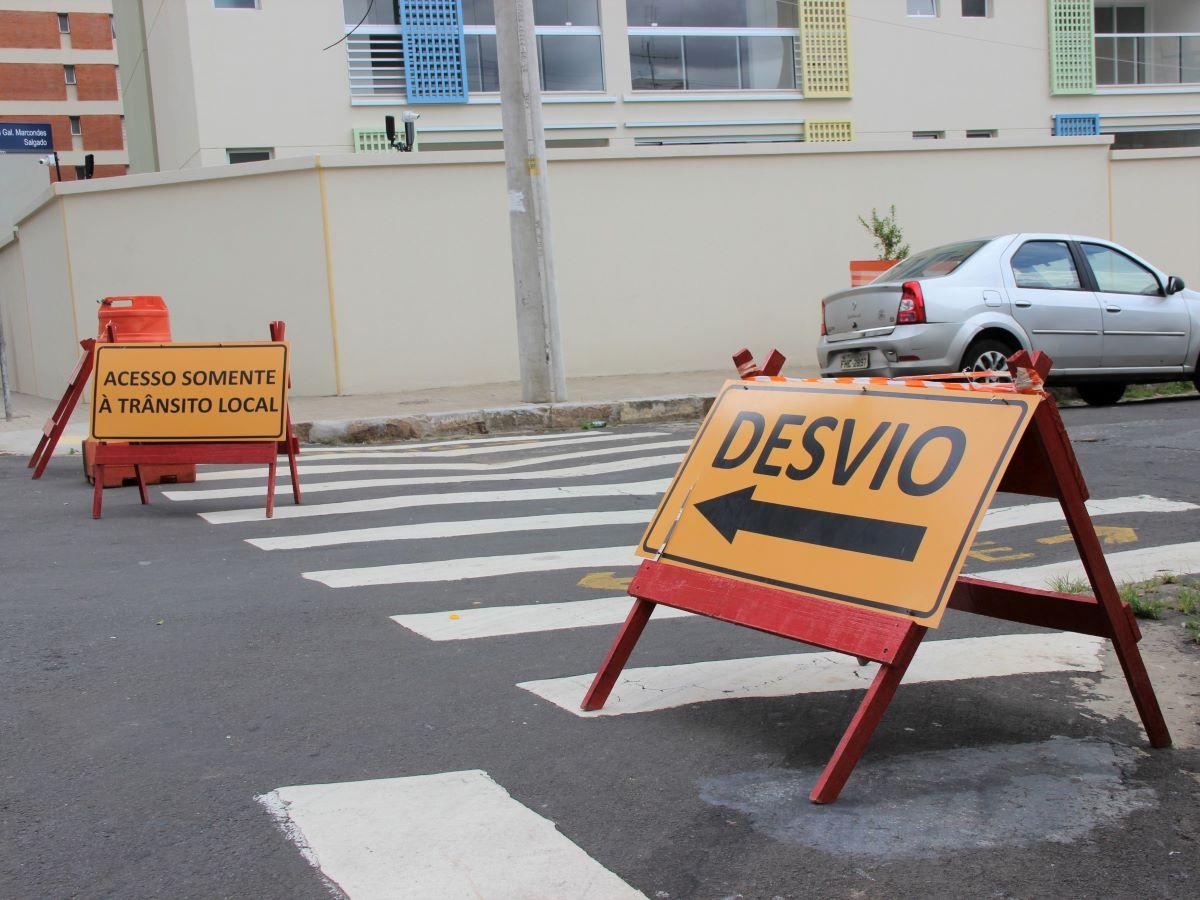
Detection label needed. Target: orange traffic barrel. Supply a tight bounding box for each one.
[98,295,171,342]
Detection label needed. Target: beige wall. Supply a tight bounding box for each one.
[0,230,36,395]
[1,136,1139,400]
[1111,148,1200,287]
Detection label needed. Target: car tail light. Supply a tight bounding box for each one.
[897,281,926,325]
[820,299,827,336]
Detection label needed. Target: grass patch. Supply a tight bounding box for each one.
[1178,587,1200,616]
[1125,381,1197,401]
[1047,574,1089,594]
[1185,619,1200,645]
[1119,581,1167,620]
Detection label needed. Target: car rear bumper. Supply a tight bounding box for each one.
[818,324,964,378]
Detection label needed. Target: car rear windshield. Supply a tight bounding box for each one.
[878,240,988,282]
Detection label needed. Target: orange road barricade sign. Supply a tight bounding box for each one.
[582,349,1172,805]
[86,332,301,521]
[640,379,1039,627]
[90,342,290,443]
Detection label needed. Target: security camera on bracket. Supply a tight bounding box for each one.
[384,111,419,152]
[37,151,61,181]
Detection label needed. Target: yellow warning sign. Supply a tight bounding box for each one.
[90,342,289,442]
[639,380,1040,626]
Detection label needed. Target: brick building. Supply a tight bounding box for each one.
[0,0,128,181]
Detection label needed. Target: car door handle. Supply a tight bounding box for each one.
[1106,305,1122,313]
[1014,300,1032,308]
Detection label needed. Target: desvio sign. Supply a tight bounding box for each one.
[638,379,1039,626]
[0,122,53,152]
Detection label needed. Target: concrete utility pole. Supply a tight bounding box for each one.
[495,0,567,403]
[0,315,11,420]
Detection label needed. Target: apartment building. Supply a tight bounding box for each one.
[112,1,1200,172]
[0,0,128,179]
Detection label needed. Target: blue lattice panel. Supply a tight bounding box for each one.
[1053,114,1100,137]
[399,0,469,104]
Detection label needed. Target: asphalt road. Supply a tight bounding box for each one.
[2,394,1199,899]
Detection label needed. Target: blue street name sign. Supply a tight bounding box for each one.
[0,122,54,152]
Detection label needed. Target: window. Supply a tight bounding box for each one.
[64,65,76,84]
[1094,5,1147,86]
[1109,128,1200,150]
[343,0,400,25]
[635,133,803,146]
[227,148,273,164]
[627,1,798,92]
[1081,244,1161,295]
[886,241,986,281]
[69,116,81,136]
[110,14,116,38]
[214,0,259,8]
[58,13,70,33]
[907,0,939,16]
[913,130,944,139]
[462,1,604,92]
[966,129,997,138]
[961,0,989,16]
[1011,241,1082,290]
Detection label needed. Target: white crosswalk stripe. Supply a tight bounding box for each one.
[294,493,1198,594]
[248,509,656,551]
[166,453,685,501]
[196,438,691,481]
[978,540,1200,588]
[517,632,1106,717]
[258,770,642,899]
[199,479,670,524]
[297,429,669,461]
[304,545,637,588]
[300,429,666,453]
[392,596,692,641]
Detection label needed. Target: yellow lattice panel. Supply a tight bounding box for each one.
[798,0,852,98]
[805,120,854,143]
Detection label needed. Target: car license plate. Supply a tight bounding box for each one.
[839,352,869,370]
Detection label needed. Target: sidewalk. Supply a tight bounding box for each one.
[0,366,817,455]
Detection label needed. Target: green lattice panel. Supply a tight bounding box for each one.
[799,0,852,98]
[354,129,391,152]
[1049,0,1095,95]
[805,120,854,143]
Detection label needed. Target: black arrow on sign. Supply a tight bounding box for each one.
[694,486,927,562]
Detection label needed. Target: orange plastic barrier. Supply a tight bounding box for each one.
[97,296,171,342]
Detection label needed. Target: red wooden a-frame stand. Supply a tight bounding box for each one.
[90,320,302,520]
[27,336,98,480]
[582,350,1171,804]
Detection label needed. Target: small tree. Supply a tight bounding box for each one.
[857,205,910,261]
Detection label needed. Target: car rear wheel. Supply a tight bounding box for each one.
[1077,384,1126,407]
[960,339,1016,381]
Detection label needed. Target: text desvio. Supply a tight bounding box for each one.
[712,411,967,497]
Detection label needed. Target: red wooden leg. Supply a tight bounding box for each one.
[1033,405,1172,748]
[581,598,656,711]
[27,432,49,469]
[810,623,926,804]
[287,437,301,505]
[92,464,104,519]
[265,459,278,519]
[134,465,149,505]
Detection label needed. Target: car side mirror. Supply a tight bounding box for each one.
[1166,275,1186,295]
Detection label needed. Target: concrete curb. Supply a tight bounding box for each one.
[288,386,1127,446]
[295,393,717,445]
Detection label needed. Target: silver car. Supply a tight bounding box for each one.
[817,233,1199,405]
